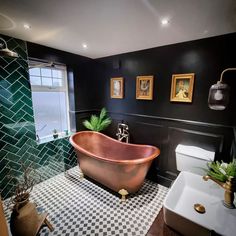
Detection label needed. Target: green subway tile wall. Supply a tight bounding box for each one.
[0,35,77,199]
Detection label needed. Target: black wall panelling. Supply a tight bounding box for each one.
[75,110,234,186]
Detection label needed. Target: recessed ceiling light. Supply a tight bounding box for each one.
[23,24,31,30]
[82,43,88,49]
[161,19,169,26]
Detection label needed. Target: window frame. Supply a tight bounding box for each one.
[29,60,71,141]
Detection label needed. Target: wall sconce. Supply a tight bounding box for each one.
[208,68,236,110]
[0,37,19,58]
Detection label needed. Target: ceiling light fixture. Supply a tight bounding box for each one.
[82,43,88,49]
[161,18,169,26]
[0,37,19,58]
[23,24,31,30]
[208,68,236,110]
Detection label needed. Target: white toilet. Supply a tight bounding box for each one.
[175,144,215,175]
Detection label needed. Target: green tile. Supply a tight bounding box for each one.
[0,150,7,159]
[0,87,12,99]
[0,66,9,78]
[1,106,15,117]
[5,70,21,84]
[21,112,32,121]
[4,144,19,153]
[20,86,32,98]
[0,57,8,67]
[9,81,22,93]
[20,95,32,107]
[46,149,56,156]
[6,38,18,49]
[15,46,27,59]
[16,136,28,147]
[0,36,76,199]
[16,144,30,156]
[10,100,25,113]
[4,60,20,74]
[0,166,10,179]
[11,109,26,121]
[0,79,11,89]
[1,134,18,145]
[0,115,14,125]
[27,147,40,156]
[8,160,21,170]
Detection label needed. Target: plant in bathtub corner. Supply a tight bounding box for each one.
[206,160,236,182]
[83,108,112,132]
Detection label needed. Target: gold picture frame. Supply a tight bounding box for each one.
[110,77,124,99]
[136,75,154,100]
[170,73,195,103]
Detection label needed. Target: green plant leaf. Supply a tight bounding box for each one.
[90,116,98,131]
[97,118,112,131]
[83,120,94,130]
[82,107,112,132]
[206,160,236,182]
[99,108,107,121]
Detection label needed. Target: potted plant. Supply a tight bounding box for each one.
[6,164,54,235]
[7,164,41,211]
[52,129,58,139]
[206,160,236,182]
[83,108,112,132]
[203,160,236,208]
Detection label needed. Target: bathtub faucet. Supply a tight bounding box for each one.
[116,122,129,143]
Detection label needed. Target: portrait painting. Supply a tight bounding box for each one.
[110,77,124,99]
[136,76,153,100]
[170,73,195,103]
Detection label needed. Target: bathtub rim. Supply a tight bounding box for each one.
[70,131,160,165]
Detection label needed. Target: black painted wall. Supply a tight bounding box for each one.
[93,33,236,126]
[83,33,236,186]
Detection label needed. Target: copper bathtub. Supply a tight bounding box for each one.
[69,131,160,193]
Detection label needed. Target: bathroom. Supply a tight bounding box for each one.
[0,0,236,235]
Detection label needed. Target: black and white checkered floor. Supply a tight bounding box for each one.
[5,167,168,236]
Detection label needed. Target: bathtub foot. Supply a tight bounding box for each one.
[80,172,84,179]
[118,189,129,203]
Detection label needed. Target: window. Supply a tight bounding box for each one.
[29,61,70,142]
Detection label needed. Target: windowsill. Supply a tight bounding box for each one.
[36,131,75,145]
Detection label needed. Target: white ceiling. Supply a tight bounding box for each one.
[0,0,236,59]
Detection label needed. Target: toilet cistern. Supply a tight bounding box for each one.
[175,144,215,175]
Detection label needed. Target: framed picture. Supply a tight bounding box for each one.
[136,75,154,100]
[170,73,195,103]
[110,77,124,99]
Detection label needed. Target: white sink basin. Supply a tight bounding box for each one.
[163,171,236,236]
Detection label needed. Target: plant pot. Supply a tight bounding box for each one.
[53,134,58,139]
[13,192,30,212]
[10,201,47,236]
